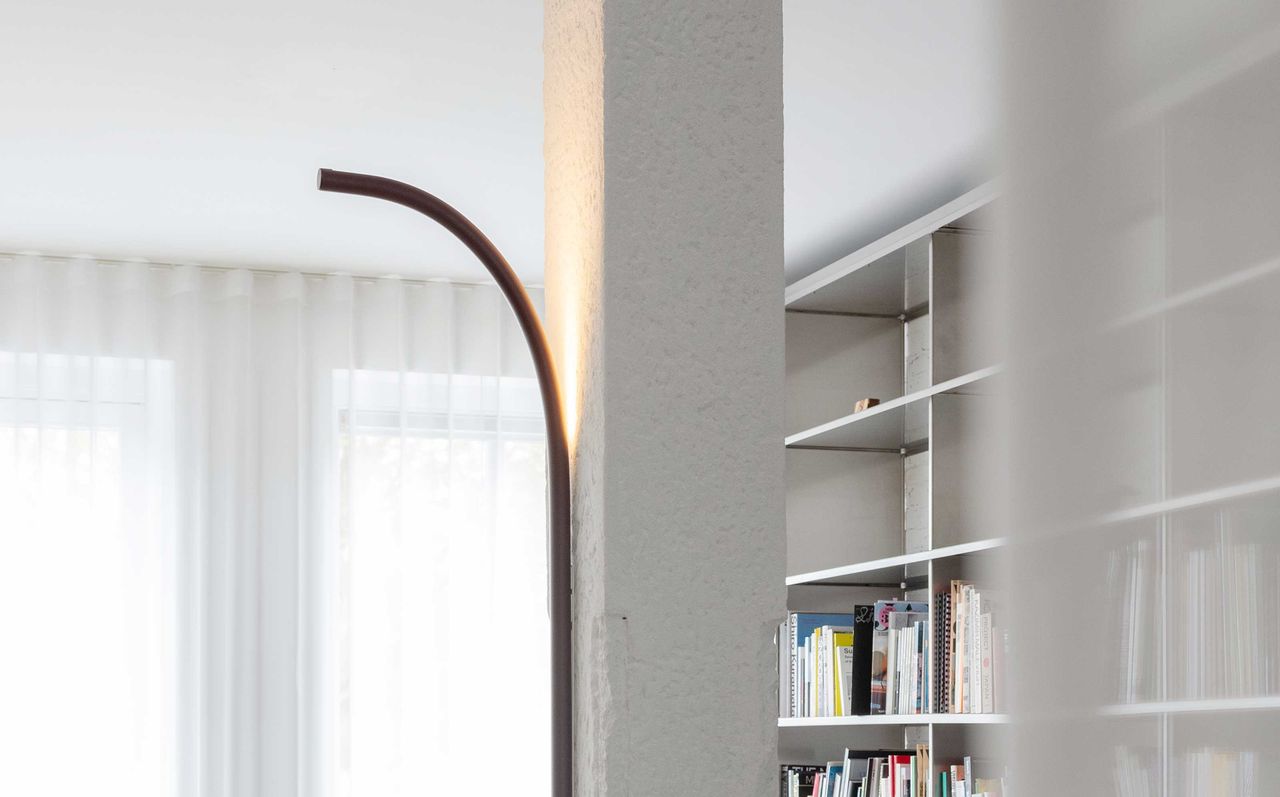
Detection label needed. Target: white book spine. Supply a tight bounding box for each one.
[980,612,994,714]
[886,627,898,714]
[778,620,790,718]
[789,615,799,718]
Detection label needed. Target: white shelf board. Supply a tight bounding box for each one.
[785,181,999,314]
[1112,253,1280,328]
[1099,696,1280,717]
[779,713,1008,728]
[785,366,1000,451]
[1099,473,1280,526]
[786,537,1007,587]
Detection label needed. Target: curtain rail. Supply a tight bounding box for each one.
[0,251,546,291]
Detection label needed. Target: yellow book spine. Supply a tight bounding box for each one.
[832,631,853,716]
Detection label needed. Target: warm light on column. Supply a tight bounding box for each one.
[545,220,600,457]
[543,0,602,460]
[554,276,583,450]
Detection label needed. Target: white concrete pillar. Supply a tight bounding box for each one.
[545,1,785,793]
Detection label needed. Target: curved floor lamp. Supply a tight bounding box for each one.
[317,169,572,797]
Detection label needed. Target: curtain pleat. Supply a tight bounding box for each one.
[0,256,549,797]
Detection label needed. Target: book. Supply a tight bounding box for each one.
[849,605,876,715]
[787,613,856,717]
[914,745,929,797]
[889,754,911,796]
[823,762,844,797]
[840,748,912,797]
[833,629,855,716]
[885,608,927,714]
[939,581,1003,715]
[870,601,928,714]
[979,613,993,714]
[880,608,921,716]
[782,599,963,720]
[811,625,854,717]
[781,765,823,797]
[1176,747,1257,796]
[935,591,952,713]
[951,581,967,712]
[779,620,791,718]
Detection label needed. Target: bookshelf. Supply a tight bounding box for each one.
[1089,475,1280,794]
[786,538,1007,589]
[780,714,1009,728]
[785,366,1000,452]
[779,183,1008,790]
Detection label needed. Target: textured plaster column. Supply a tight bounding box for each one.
[545,1,785,793]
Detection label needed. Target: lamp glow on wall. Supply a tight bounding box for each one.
[317,169,572,797]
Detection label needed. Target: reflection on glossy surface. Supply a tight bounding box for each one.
[1005,1,1280,794]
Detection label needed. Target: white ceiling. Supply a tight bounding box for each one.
[1,1,995,285]
[785,0,997,282]
[1,0,545,282]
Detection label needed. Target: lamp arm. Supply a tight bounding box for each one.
[317,168,572,797]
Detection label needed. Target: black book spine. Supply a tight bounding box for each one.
[850,604,875,715]
[935,591,953,713]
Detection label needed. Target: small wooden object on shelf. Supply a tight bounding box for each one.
[854,398,880,413]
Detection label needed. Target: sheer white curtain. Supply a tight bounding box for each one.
[0,254,549,796]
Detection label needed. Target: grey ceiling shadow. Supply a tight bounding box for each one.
[788,162,994,284]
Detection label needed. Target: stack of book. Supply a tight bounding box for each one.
[778,610,860,718]
[780,588,1006,718]
[781,749,1006,797]
[1177,747,1257,795]
[934,581,1005,714]
[936,755,1006,797]
[873,601,930,715]
[1113,747,1157,797]
[778,601,930,718]
[1173,532,1279,700]
[1108,538,1158,703]
[781,745,930,797]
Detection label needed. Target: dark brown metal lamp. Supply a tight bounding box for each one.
[317,169,572,797]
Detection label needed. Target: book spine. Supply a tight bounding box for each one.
[991,624,1005,714]
[966,585,977,712]
[780,620,791,718]
[886,626,898,714]
[804,633,810,718]
[838,645,854,717]
[957,588,965,714]
[906,629,916,716]
[951,582,962,713]
[967,588,977,716]
[816,629,825,718]
[967,588,976,714]
[802,635,810,717]
[790,615,799,718]
[937,592,950,714]
[911,621,919,714]
[916,619,926,714]
[850,606,873,715]
[980,612,994,714]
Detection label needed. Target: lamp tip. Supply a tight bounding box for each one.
[316,168,330,191]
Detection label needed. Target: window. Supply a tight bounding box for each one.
[0,353,177,794]
[332,369,549,795]
[0,265,549,795]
